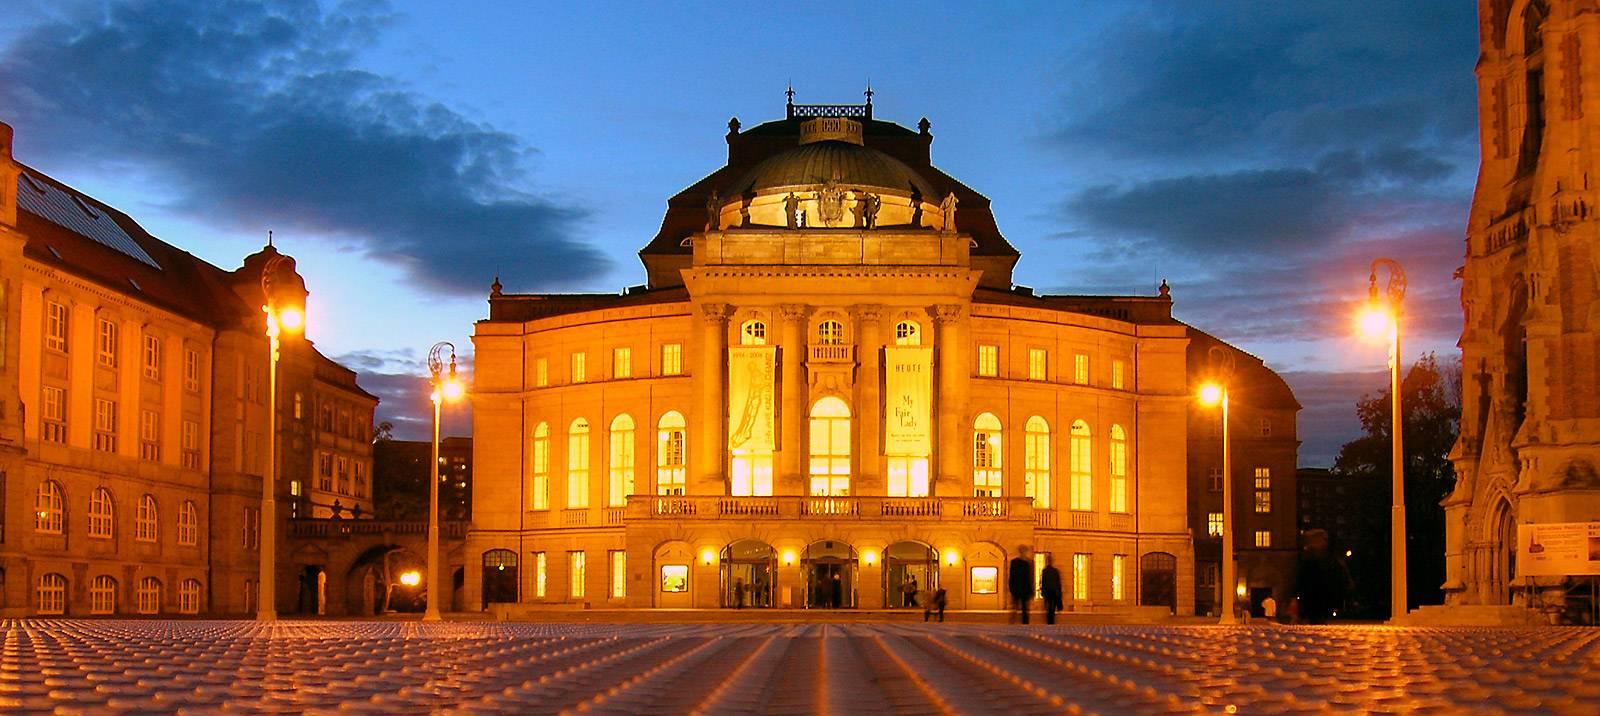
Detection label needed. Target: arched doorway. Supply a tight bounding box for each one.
[1140,552,1177,613]
[482,549,519,608]
[344,544,422,616]
[803,540,857,608]
[883,541,937,608]
[720,540,775,608]
[1491,499,1516,604]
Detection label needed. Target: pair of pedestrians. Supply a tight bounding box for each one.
[1008,545,1064,625]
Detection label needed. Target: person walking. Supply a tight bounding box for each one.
[1008,545,1034,624]
[733,578,745,610]
[901,575,919,607]
[1039,554,1063,625]
[923,586,948,622]
[1262,592,1278,624]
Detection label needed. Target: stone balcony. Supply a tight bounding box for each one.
[808,344,854,364]
[289,518,468,540]
[628,495,1036,522]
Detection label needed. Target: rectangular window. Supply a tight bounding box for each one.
[41,385,66,444]
[970,566,999,594]
[45,301,69,352]
[1111,359,1126,390]
[534,552,548,598]
[354,461,368,498]
[531,430,550,510]
[97,318,119,367]
[1027,348,1047,381]
[337,455,350,494]
[612,347,631,379]
[568,428,590,508]
[535,357,548,387]
[243,507,260,549]
[142,335,161,380]
[93,398,117,453]
[1209,467,1224,492]
[1254,467,1271,513]
[318,452,333,491]
[661,343,682,375]
[1072,553,1090,601]
[1111,554,1126,601]
[1033,552,1048,598]
[887,456,930,497]
[1255,530,1272,548]
[729,454,773,497]
[1207,512,1224,537]
[976,344,998,377]
[571,352,586,383]
[139,409,160,461]
[183,349,201,392]
[1073,353,1089,385]
[660,564,689,593]
[1258,418,1272,437]
[569,551,586,598]
[610,550,626,599]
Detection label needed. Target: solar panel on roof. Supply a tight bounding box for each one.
[15,172,162,269]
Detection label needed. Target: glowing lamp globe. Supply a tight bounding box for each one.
[1199,383,1224,406]
[1358,304,1394,340]
[441,377,466,401]
[277,306,304,333]
[399,570,422,587]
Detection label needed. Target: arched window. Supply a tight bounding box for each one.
[973,413,1003,497]
[88,487,114,539]
[895,320,921,346]
[530,422,550,510]
[136,494,158,542]
[179,579,202,614]
[1069,420,1092,510]
[608,414,635,507]
[137,577,162,614]
[35,480,64,534]
[808,397,851,497]
[817,320,844,345]
[90,574,117,614]
[567,419,590,509]
[178,500,199,546]
[657,411,687,495]
[1024,416,1050,509]
[740,319,767,346]
[37,573,67,615]
[1110,425,1128,513]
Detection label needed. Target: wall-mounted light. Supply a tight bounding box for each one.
[1236,581,1249,599]
[781,549,797,566]
[943,549,960,566]
[700,548,716,566]
[862,549,879,566]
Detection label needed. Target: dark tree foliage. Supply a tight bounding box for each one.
[1333,353,1461,611]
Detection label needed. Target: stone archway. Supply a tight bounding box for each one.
[344,544,423,616]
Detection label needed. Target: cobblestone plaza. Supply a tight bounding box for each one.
[3,620,1598,713]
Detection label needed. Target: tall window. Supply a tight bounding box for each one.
[894,321,921,345]
[45,301,68,352]
[142,335,161,380]
[178,501,198,546]
[973,413,1002,497]
[1257,418,1272,437]
[610,550,626,599]
[41,385,66,443]
[976,344,998,377]
[1069,420,1092,511]
[93,398,117,453]
[243,506,260,549]
[613,347,632,379]
[1028,348,1047,381]
[182,420,200,469]
[1112,554,1126,601]
[730,453,772,497]
[567,419,590,509]
[1073,354,1089,385]
[569,551,586,598]
[35,480,63,533]
[354,462,368,498]
[137,577,161,614]
[179,579,202,614]
[139,409,160,461]
[1072,553,1090,601]
[1110,424,1128,513]
[816,320,843,345]
[740,320,767,345]
[1111,359,1126,390]
[336,456,350,494]
[1207,512,1224,537]
[608,415,635,507]
[570,352,586,383]
[88,487,114,538]
[1024,416,1050,508]
[135,494,158,542]
[1255,530,1272,548]
[183,348,200,392]
[535,357,549,387]
[90,574,117,614]
[1254,467,1272,513]
[656,412,686,495]
[317,452,333,491]
[533,552,548,598]
[530,422,549,510]
[808,397,851,496]
[1209,466,1224,492]
[97,318,118,367]
[661,343,682,375]
[37,573,67,615]
[887,457,930,497]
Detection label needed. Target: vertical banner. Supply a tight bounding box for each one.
[883,346,933,456]
[727,345,777,452]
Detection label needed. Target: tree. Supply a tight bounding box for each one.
[1333,352,1460,611]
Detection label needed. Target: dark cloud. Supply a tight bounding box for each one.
[0,0,606,295]
[1281,368,1388,467]
[333,349,472,441]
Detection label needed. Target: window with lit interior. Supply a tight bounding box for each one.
[973,413,1003,497]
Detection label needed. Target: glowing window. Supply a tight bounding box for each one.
[1207,512,1224,537]
[976,344,998,377]
[656,411,686,495]
[973,412,1002,496]
[610,550,626,598]
[1112,554,1126,601]
[741,320,767,346]
[35,480,64,533]
[1110,424,1128,513]
[1112,359,1126,390]
[660,564,689,592]
[894,321,921,345]
[570,352,586,383]
[661,343,682,375]
[569,551,587,598]
[613,347,632,379]
[1072,553,1090,601]
[530,422,549,510]
[1024,416,1050,508]
[88,487,114,538]
[534,552,547,598]
[608,414,635,507]
[970,566,999,594]
[887,456,929,497]
[808,397,851,497]
[90,574,117,614]
[1069,420,1092,510]
[1074,354,1089,385]
[567,419,590,509]
[1255,530,1272,548]
[817,320,844,345]
[1028,348,1047,381]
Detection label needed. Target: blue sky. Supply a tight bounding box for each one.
[0,1,1480,465]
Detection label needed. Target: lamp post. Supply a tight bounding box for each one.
[258,253,303,621]
[1360,258,1407,620]
[424,342,463,621]
[1199,346,1237,624]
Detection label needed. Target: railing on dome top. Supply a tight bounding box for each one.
[788,103,872,120]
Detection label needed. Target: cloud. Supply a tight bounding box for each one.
[0,0,607,295]
[334,348,472,440]
[1282,368,1387,467]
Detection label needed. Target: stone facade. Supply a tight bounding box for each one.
[1447,0,1600,608]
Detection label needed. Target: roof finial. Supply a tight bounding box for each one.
[864,81,873,105]
[786,82,795,119]
[490,276,503,297]
[1158,278,1171,298]
[267,229,273,248]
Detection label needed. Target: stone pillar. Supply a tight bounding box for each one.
[694,302,731,494]
[778,304,808,496]
[852,304,883,495]
[933,304,966,497]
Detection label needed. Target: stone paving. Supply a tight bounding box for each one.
[3,620,1599,714]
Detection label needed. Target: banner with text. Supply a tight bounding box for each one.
[1518,522,1600,577]
[727,345,777,453]
[883,346,934,456]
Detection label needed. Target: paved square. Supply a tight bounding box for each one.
[2,620,1597,714]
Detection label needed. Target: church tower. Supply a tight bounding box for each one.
[1446,0,1600,608]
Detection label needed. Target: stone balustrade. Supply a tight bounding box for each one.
[627,495,1036,522]
[289,518,468,540]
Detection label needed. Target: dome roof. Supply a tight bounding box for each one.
[724,140,940,198]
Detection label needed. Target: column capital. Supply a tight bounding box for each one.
[850,304,884,323]
[932,304,964,325]
[699,302,733,324]
[779,303,809,322]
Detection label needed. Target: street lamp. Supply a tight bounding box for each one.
[424,341,463,621]
[1359,258,1407,620]
[1199,345,1237,624]
[258,253,303,621]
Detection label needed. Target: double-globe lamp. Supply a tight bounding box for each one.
[424,342,464,621]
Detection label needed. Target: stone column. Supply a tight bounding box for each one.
[693,302,731,494]
[778,304,808,496]
[852,304,884,495]
[933,304,966,497]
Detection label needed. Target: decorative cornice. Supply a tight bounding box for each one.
[850,304,883,322]
[699,302,733,324]
[779,303,809,322]
[932,304,964,324]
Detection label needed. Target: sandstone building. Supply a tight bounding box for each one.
[469,98,1300,613]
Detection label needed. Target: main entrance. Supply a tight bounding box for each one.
[720,539,775,608]
[803,540,857,608]
[883,541,938,608]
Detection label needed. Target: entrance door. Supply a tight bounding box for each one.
[721,540,776,608]
[1140,552,1177,613]
[802,540,857,608]
[481,549,519,608]
[884,541,938,608]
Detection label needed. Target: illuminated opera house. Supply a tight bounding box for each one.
[467,96,1300,614]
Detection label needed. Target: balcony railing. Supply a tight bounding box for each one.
[1069,511,1097,530]
[628,495,1035,522]
[289,519,467,540]
[808,344,854,364]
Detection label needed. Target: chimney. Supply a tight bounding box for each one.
[1,121,17,228]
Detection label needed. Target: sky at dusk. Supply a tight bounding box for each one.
[0,0,1480,466]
